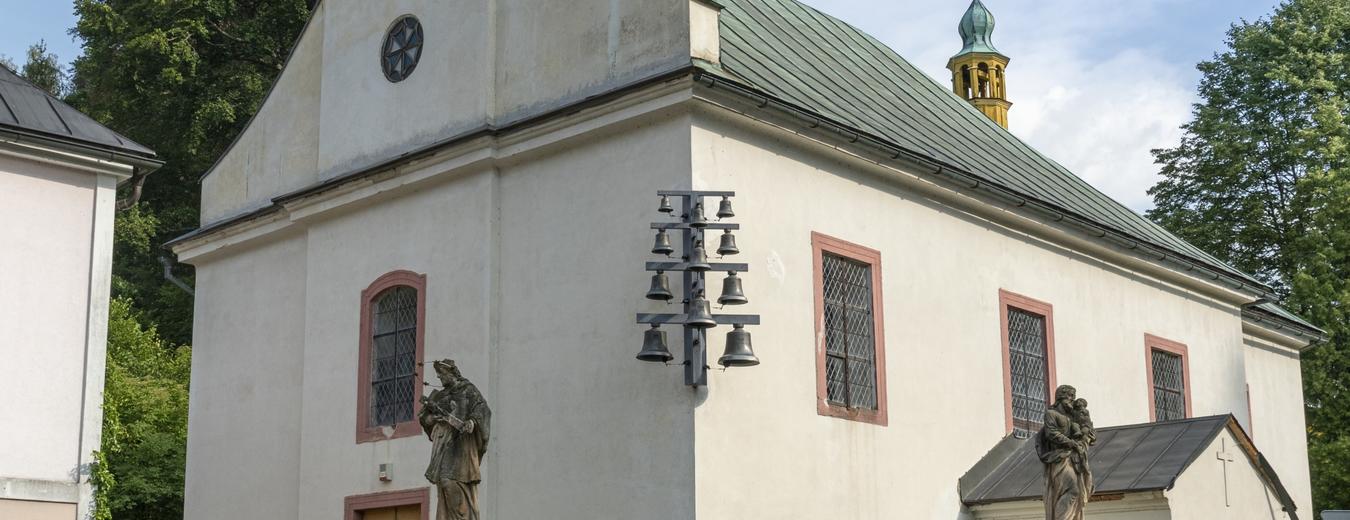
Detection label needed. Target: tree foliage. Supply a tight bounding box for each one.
[1,40,69,97]
[1148,0,1350,513]
[94,298,191,520]
[70,0,310,344]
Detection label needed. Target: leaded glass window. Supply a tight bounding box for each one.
[822,253,877,410]
[1007,307,1049,437]
[370,286,418,427]
[1152,349,1186,421]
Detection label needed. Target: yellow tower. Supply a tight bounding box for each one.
[947,0,1011,128]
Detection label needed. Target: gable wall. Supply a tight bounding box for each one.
[1168,429,1294,519]
[688,107,1255,518]
[184,107,697,520]
[201,0,692,225]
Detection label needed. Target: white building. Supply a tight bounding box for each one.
[170,0,1323,518]
[0,67,160,519]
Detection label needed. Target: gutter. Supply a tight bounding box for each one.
[0,126,163,173]
[691,69,1276,301]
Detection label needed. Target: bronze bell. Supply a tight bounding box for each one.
[717,197,735,219]
[652,229,674,256]
[689,202,708,228]
[717,230,739,256]
[718,272,748,305]
[719,324,759,367]
[658,195,674,214]
[646,271,673,301]
[637,325,673,363]
[685,296,717,328]
[687,241,712,272]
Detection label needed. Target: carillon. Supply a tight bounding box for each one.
[636,190,762,386]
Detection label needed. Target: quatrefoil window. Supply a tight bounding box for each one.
[382,15,423,83]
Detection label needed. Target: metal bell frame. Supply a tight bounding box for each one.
[636,190,761,386]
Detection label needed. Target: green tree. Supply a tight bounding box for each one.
[69,0,310,344]
[1148,0,1350,513]
[21,40,69,97]
[94,297,191,520]
[1,40,69,97]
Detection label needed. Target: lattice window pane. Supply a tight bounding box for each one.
[1152,349,1186,422]
[1007,307,1049,437]
[370,286,418,427]
[821,253,877,411]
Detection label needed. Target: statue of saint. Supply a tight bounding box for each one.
[1036,385,1095,520]
[420,360,491,520]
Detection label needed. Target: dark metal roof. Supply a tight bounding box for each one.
[0,65,157,159]
[958,415,1298,518]
[1245,302,1327,342]
[713,0,1261,291]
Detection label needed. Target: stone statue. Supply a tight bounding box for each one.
[420,360,491,520]
[1036,385,1096,520]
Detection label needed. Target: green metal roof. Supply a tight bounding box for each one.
[955,0,1004,58]
[712,0,1265,291]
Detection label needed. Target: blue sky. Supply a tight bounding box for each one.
[0,0,1284,211]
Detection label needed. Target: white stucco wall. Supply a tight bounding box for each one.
[184,109,697,520]
[0,156,95,482]
[201,0,693,225]
[1168,429,1293,519]
[183,233,308,520]
[686,108,1254,519]
[0,151,119,518]
[1243,333,1312,516]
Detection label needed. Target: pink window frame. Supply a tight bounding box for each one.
[344,487,430,520]
[1144,333,1192,421]
[356,270,427,444]
[811,232,888,426]
[998,289,1058,435]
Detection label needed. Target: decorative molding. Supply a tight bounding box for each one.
[343,487,430,520]
[811,232,888,426]
[1144,333,1192,421]
[997,289,1057,435]
[356,270,428,444]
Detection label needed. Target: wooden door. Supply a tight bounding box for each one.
[360,504,420,520]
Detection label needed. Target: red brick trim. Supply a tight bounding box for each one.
[357,270,427,444]
[1144,333,1192,421]
[811,232,888,426]
[998,289,1058,434]
[344,487,430,520]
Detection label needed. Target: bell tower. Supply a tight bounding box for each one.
[947,0,1011,128]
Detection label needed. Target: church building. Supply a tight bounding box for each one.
[170,0,1321,518]
[0,67,161,519]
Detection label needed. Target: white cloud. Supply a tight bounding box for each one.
[799,0,1201,212]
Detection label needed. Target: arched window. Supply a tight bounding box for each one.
[357,271,426,443]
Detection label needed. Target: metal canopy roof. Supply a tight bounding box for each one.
[958,415,1298,517]
[0,65,157,159]
[712,0,1260,290]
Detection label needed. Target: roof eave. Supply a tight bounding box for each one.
[0,126,163,178]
